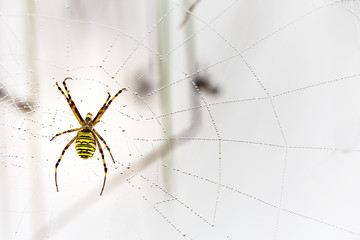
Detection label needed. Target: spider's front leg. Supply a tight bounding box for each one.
[55,77,84,124]
[92,88,127,125]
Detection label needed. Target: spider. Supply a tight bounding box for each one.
[50,77,126,195]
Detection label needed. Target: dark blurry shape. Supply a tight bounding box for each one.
[132,67,155,98]
[0,83,35,113]
[179,0,201,27]
[13,98,34,112]
[0,88,5,99]
[193,75,219,95]
[135,76,152,97]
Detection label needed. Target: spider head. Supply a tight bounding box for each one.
[86,113,93,119]
[83,113,93,130]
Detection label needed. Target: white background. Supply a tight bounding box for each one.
[1,0,360,239]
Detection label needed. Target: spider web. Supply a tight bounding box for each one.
[1,0,360,239]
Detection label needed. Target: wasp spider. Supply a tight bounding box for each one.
[51,77,126,195]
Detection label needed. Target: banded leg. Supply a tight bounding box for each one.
[62,78,84,123]
[55,135,77,192]
[55,82,70,102]
[55,78,84,124]
[93,128,115,163]
[92,92,111,123]
[93,134,107,195]
[50,127,81,141]
[62,77,73,97]
[92,88,127,125]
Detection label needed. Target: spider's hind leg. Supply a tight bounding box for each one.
[50,127,81,141]
[93,134,107,196]
[93,129,115,163]
[55,135,77,192]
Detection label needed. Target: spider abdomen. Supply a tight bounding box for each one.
[75,130,97,159]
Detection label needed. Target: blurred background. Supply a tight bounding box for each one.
[1,0,360,239]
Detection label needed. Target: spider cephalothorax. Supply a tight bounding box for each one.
[50,77,126,195]
[82,113,94,130]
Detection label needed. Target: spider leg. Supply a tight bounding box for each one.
[62,77,73,96]
[93,134,107,195]
[63,77,84,123]
[55,78,84,124]
[92,87,126,125]
[50,127,82,141]
[55,134,77,192]
[93,128,115,163]
[92,92,111,123]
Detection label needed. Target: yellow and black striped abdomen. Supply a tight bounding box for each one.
[75,130,96,159]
